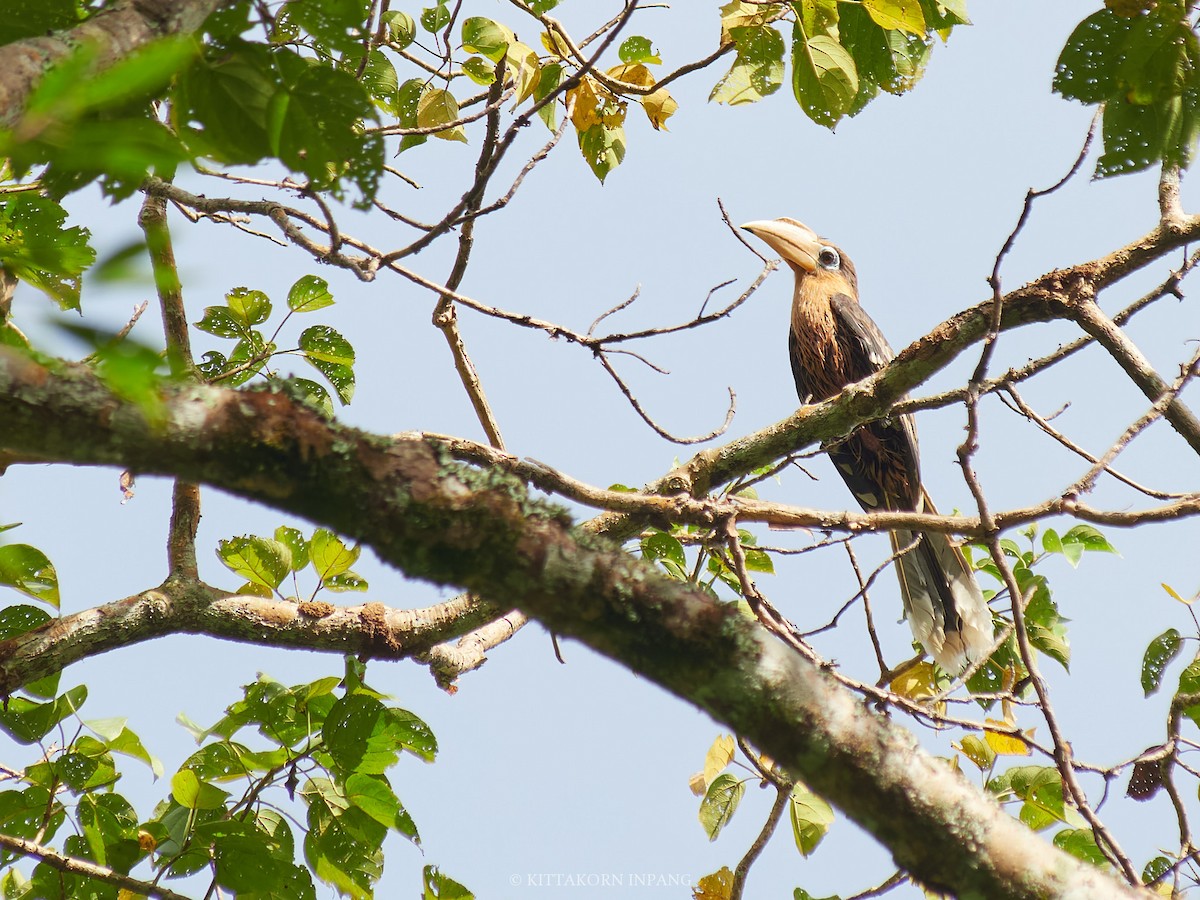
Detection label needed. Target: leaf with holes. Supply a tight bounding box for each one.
[299,325,356,404]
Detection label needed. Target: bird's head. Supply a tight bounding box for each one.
[741,217,858,297]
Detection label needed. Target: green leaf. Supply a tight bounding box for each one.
[311,529,361,582]
[421,2,451,34]
[223,332,274,386]
[383,11,417,48]
[791,27,859,128]
[1053,827,1107,867]
[710,25,785,105]
[839,3,931,114]
[1003,766,1079,831]
[77,793,140,873]
[176,41,276,164]
[1178,659,1200,727]
[577,121,625,182]
[1143,856,1172,886]
[275,526,311,571]
[359,49,399,110]
[87,718,164,777]
[396,78,429,152]
[227,286,272,327]
[266,52,383,205]
[324,571,368,592]
[0,194,95,311]
[0,685,87,744]
[641,530,686,570]
[5,38,194,197]
[0,0,77,45]
[291,377,335,417]
[1054,11,1131,103]
[0,544,59,609]
[323,695,399,774]
[288,274,334,312]
[698,773,744,841]
[0,604,51,639]
[182,740,258,781]
[462,57,498,86]
[1150,631,1187,697]
[619,36,661,65]
[789,782,834,856]
[195,307,245,338]
[304,783,385,896]
[461,17,514,62]
[0,787,63,846]
[1060,524,1118,557]
[217,535,292,590]
[1041,527,1063,557]
[214,831,285,893]
[171,768,231,810]
[1095,93,1160,178]
[533,62,564,130]
[1023,577,1070,669]
[287,0,372,54]
[423,866,474,899]
[345,773,418,841]
[743,548,774,574]
[299,325,356,404]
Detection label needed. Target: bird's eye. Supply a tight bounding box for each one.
[817,246,840,269]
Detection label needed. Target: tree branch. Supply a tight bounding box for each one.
[0,831,192,900]
[0,350,1161,898]
[0,0,226,128]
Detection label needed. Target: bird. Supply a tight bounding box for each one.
[741,217,993,672]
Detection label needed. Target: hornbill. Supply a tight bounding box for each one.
[741,217,992,672]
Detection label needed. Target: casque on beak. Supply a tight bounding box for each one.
[741,218,821,274]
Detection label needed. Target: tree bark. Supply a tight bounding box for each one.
[0,348,1149,899]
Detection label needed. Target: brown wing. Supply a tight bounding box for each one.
[822,293,922,513]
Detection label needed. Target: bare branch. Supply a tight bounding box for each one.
[596,352,736,444]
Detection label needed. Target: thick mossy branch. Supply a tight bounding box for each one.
[0,348,1151,898]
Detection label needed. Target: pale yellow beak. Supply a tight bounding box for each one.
[741,218,821,273]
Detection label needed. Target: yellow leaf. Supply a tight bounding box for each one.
[718,0,781,44]
[984,719,1032,757]
[890,661,937,698]
[692,867,734,900]
[606,62,656,89]
[1163,582,1194,605]
[955,734,996,770]
[506,40,541,106]
[568,78,601,130]
[688,771,707,797]
[568,77,625,130]
[643,87,678,130]
[703,734,736,788]
[541,29,572,59]
[862,0,926,37]
[416,88,467,142]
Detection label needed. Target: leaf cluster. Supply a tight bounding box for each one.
[711,0,969,128]
[1054,1,1200,176]
[0,637,469,898]
[195,274,355,412]
[217,526,368,598]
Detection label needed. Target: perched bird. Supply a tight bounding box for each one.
[741,217,992,671]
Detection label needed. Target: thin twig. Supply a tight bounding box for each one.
[597,352,736,444]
